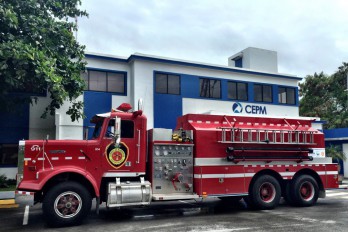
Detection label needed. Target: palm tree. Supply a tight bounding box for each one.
[326,145,346,162]
[326,145,346,183]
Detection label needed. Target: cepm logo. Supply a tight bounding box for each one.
[232,102,267,115]
[232,102,243,113]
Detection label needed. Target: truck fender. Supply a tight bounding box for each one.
[39,166,100,197]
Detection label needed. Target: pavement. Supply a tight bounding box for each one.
[1,179,347,209]
[340,178,348,189]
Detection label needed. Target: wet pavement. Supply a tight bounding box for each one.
[1,190,348,232]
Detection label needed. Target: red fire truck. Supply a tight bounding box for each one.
[15,102,338,226]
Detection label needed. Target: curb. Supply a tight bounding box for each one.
[0,199,18,209]
[0,191,18,209]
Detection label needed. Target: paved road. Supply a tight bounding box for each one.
[1,189,348,232]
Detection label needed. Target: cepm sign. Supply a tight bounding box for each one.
[232,102,267,115]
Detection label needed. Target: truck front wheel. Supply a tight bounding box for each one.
[43,181,92,227]
[249,175,281,210]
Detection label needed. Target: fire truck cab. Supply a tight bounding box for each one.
[15,102,339,227]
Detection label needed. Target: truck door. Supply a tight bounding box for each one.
[100,117,139,177]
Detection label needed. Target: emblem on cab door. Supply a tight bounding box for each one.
[105,142,129,169]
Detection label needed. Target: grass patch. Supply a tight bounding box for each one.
[0,185,16,192]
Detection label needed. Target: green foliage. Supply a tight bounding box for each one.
[325,145,346,162]
[0,174,6,186]
[299,63,348,129]
[0,0,87,121]
[0,174,16,188]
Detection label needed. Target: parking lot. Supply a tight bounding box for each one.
[1,188,348,232]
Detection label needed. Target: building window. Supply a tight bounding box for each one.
[155,73,180,94]
[0,144,18,166]
[254,84,272,103]
[234,57,243,68]
[278,87,296,105]
[200,78,221,98]
[83,70,126,94]
[228,81,248,101]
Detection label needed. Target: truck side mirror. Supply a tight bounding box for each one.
[114,117,121,146]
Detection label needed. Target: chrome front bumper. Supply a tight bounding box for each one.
[15,191,34,206]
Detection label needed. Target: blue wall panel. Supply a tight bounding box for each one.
[154,93,182,129]
[83,91,113,138]
[181,74,199,98]
[0,103,29,144]
[153,71,300,129]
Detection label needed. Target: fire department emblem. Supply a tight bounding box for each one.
[106,142,129,169]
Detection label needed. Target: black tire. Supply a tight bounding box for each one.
[249,175,281,210]
[42,181,92,227]
[290,175,319,207]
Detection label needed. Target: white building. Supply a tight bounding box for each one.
[0,47,303,178]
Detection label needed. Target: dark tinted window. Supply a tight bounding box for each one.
[0,144,18,166]
[200,78,221,99]
[155,73,180,94]
[108,73,125,93]
[254,84,272,103]
[278,87,296,105]
[89,71,107,91]
[84,70,126,94]
[228,82,248,100]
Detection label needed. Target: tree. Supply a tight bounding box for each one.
[0,0,87,121]
[328,63,348,128]
[299,63,348,129]
[299,72,333,118]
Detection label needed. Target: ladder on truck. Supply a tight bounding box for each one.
[217,118,316,163]
[218,127,315,145]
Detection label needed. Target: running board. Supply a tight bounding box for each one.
[152,194,200,201]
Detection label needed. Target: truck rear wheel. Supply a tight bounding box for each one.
[290,175,319,207]
[43,181,92,227]
[249,175,281,210]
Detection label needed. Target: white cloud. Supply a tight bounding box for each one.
[77,0,348,77]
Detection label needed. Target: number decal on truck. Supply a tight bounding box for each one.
[105,142,129,169]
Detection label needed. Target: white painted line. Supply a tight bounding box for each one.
[326,192,348,197]
[134,215,154,218]
[23,205,29,225]
[203,228,254,232]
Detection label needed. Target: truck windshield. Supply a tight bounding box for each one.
[89,116,105,139]
[89,117,135,139]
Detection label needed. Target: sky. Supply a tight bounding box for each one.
[77,0,348,78]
